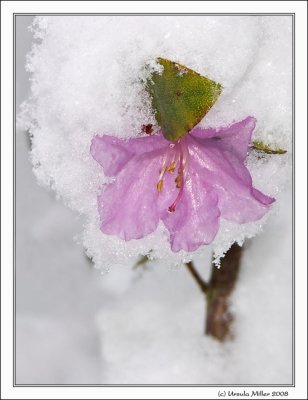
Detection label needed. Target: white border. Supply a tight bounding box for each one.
[1,1,307,399]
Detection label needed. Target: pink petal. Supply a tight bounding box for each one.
[91,119,274,252]
[191,116,256,161]
[98,149,163,240]
[161,173,220,252]
[252,187,275,205]
[91,133,167,176]
[218,150,275,206]
[188,136,274,224]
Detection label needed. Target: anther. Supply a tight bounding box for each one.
[167,161,176,173]
[175,175,182,188]
[157,179,163,192]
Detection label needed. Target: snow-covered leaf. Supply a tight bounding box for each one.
[147,57,222,141]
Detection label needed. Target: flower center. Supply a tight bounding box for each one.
[156,138,189,212]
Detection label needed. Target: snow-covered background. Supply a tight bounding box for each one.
[16,15,292,384]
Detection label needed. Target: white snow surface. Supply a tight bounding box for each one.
[21,15,292,268]
[16,16,293,385]
[97,187,292,384]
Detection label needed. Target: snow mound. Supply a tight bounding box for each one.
[20,15,292,268]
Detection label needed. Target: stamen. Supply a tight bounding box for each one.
[157,138,189,202]
[167,138,189,212]
[157,145,177,192]
[167,161,176,173]
[175,175,182,188]
[159,166,167,176]
[157,179,163,192]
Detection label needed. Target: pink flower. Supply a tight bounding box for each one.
[91,117,274,252]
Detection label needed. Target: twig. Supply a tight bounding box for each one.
[185,261,208,294]
[206,243,242,341]
[185,244,243,341]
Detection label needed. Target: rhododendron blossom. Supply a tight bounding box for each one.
[91,117,274,252]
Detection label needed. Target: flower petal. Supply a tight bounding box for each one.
[91,133,167,176]
[218,149,274,205]
[251,187,275,205]
[191,116,256,161]
[98,149,163,240]
[161,173,220,252]
[189,136,274,224]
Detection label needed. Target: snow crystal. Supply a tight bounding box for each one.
[20,15,292,269]
[96,186,292,384]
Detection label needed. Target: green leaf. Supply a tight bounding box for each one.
[252,141,287,155]
[147,57,222,141]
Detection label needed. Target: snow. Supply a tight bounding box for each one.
[19,15,292,268]
[16,15,292,385]
[97,186,292,384]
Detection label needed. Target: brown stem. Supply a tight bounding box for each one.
[206,243,242,341]
[185,261,208,294]
[185,243,243,341]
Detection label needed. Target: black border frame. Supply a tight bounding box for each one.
[13,13,295,387]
